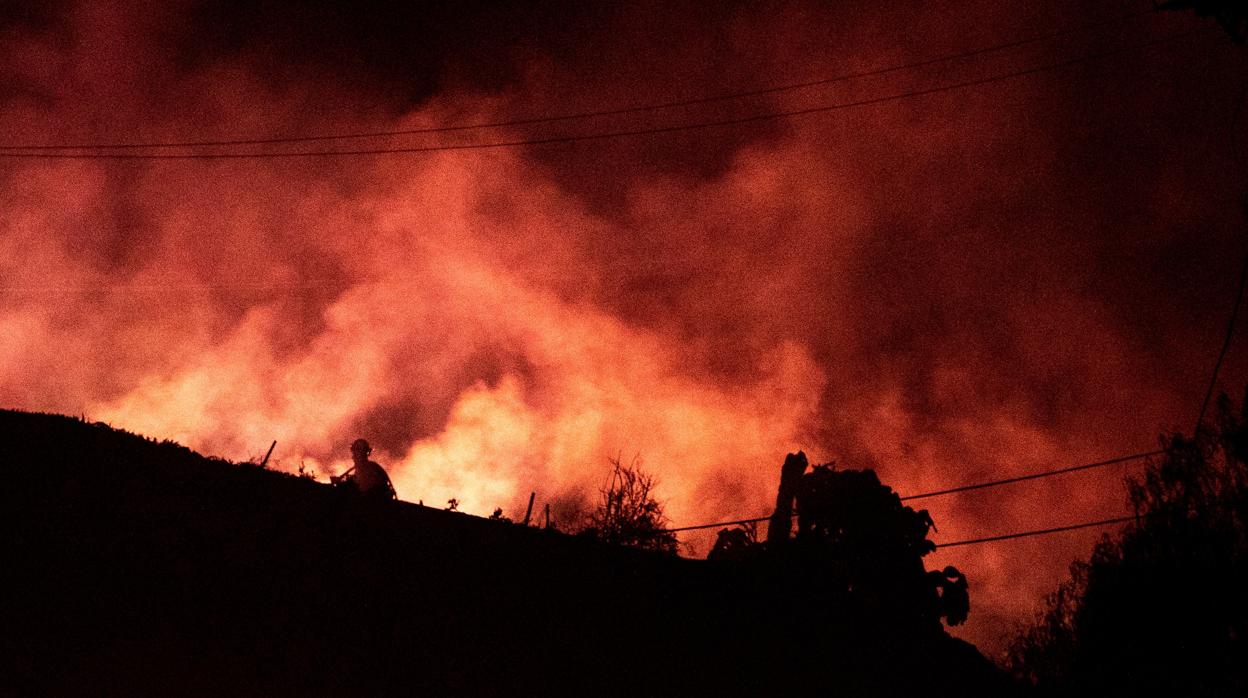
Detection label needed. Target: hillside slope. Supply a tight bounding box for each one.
[1,409,1013,696]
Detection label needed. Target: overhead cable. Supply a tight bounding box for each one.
[898,450,1163,502]
[0,27,1215,161]
[658,449,1159,534]
[932,514,1136,548]
[1194,82,1248,437]
[0,8,1158,151]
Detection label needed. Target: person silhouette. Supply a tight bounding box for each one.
[332,438,396,501]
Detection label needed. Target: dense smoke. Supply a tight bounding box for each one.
[2,0,1246,652]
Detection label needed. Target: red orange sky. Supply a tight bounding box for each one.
[2,0,1246,656]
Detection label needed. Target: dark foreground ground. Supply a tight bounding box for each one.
[1,409,1014,696]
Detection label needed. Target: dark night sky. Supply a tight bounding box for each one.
[2,0,1246,655]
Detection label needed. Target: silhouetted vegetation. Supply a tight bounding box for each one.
[581,456,678,555]
[1160,0,1247,43]
[488,506,511,522]
[755,452,970,629]
[797,461,968,627]
[2,410,1013,696]
[708,522,760,561]
[1007,390,1248,694]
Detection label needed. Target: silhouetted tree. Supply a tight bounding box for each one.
[1008,389,1248,694]
[3,409,1014,696]
[1160,0,1247,42]
[792,461,967,627]
[488,507,512,522]
[582,456,678,555]
[708,522,760,562]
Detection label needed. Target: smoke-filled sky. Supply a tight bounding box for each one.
[3,0,1246,655]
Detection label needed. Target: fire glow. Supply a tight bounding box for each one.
[2,0,1245,654]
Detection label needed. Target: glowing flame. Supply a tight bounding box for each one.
[2,1,1237,655]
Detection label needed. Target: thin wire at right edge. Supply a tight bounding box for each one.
[1194,78,1248,437]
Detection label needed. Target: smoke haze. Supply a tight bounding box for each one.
[3,0,1246,653]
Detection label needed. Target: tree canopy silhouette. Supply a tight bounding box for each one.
[794,459,968,628]
[1008,389,1248,694]
[715,452,969,628]
[3,410,1014,696]
[582,456,679,555]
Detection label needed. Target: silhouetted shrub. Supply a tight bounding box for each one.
[1007,390,1248,694]
[489,507,512,522]
[708,522,761,561]
[581,456,678,555]
[2,408,1013,696]
[792,461,965,626]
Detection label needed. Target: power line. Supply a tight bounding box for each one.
[0,27,1215,161]
[665,516,770,534]
[898,449,1163,501]
[1194,83,1248,437]
[668,510,1141,547]
[659,449,1159,534]
[939,495,1248,548]
[0,281,338,293]
[933,514,1135,548]
[935,30,1247,550]
[0,8,1158,152]
[1195,244,1248,436]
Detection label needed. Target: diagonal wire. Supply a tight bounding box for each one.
[933,515,1136,548]
[0,8,1158,151]
[0,27,1216,161]
[1194,79,1248,437]
[898,450,1164,501]
[658,449,1159,534]
[1195,244,1248,436]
